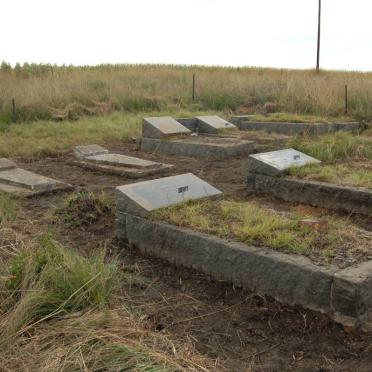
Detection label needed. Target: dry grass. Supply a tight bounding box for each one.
[0,237,221,371]
[0,199,220,371]
[154,200,371,265]
[289,162,372,189]
[2,64,372,123]
[0,109,211,158]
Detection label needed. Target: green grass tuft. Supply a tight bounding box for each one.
[289,131,372,162]
[0,193,19,226]
[1,236,118,338]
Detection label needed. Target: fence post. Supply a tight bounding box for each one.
[12,98,16,123]
[192,73,196,101]
[344,85,348,115]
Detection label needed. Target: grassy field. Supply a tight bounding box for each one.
[154,200,370,263]
[0,110,213,158]
[2,63,372,124]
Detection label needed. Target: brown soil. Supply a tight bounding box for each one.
[11,143,372,371]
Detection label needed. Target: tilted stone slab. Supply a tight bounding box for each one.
[196,116,237,134]
[85,153,162,169]
[116,173,222,217]
[143,117,191,138]
[0,168,62,191]
[73,144,109,159]
[0,158,17,171]
[247,148,321,176]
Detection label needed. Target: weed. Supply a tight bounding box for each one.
[54,191,113,228]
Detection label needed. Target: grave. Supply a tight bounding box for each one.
[141,116,254,159]
[247,148,321,177]
[0,158,70,197]
[231,116,360,135]
[246,149,372,215]
[72,145,173,178]
[142,117,191,138]
[141,135,254,160]
[116,173,222,217]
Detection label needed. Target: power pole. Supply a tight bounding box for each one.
[316,0,322,72]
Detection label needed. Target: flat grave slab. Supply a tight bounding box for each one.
[0,161,71,197]
[248,148,321,176]
[72,145,173,178]
[116,173,222,217]
[196,116,237,134]
[73,144,109,158]
[143,117,191,138]
[85,153,162,169]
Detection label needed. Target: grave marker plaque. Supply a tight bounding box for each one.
[116,173,222,216]
[143,117,191,138]
[196,116,237,134]
[248,148,321,176]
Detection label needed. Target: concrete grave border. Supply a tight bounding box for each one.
[140,136,254,160]
[117,213,372,330]
[230,116,360,136]
[246,173,372,216]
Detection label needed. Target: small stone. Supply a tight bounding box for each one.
[300,219,329,231]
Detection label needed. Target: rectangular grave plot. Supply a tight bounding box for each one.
[73,144,109,159]
[116,173,222,216]
[248,149,321,176]
[143,117,191,138]
[196,116,237,134]
[85,153,162,169]
[0,168,60,191]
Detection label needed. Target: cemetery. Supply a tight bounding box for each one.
[0,158,70,196]
[231,114,361,135]
[1,110,371,369]
[140,116,255,159]
[71,144,173,178]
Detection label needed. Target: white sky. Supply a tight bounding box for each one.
[1,0,371,71]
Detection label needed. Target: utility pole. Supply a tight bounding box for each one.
[316,0,322,72]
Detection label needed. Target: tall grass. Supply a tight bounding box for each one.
[289,131,372,162]
[2,63,372,123]
[0,235,220,371]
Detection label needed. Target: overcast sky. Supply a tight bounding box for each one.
[1,0,371,71]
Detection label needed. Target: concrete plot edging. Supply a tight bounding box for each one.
[140,137,254,160]
[247,173,372,216]
[117,213,372,329]
[230,118,360,135]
